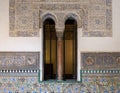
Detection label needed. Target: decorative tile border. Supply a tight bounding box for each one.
[81,70,120,74]
[0,69,39,73]
[0,69,39,76]
[81,70,120,78]
[81,52,120,69]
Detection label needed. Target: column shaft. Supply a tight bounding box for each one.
[56,29,64,81]
[57,37,63,80]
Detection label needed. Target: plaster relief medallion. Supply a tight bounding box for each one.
[116,57,120,65]
[85,57,94,66]
[27,57,36,65]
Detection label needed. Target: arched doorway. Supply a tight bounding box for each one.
[43,18,57,80]
[64,18,77,80]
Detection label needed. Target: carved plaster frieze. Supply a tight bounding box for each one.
[0,52,39,70]
[9,0,112,37]
[81,52,120,70]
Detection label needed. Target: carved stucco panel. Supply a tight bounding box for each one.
[0,52,39,70]
[81,52,120,70]
[9,0,112,37]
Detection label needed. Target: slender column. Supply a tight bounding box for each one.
[56,29,64,81]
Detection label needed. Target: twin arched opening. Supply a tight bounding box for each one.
[43,14,78,80]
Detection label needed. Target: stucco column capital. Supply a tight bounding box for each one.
[56,27,64,38]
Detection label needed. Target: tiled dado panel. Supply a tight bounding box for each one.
[0,76,119,92]
[81,70,120,92]
[81,52,120,69]
[0,52,119,92]
[0,52,39,70]
[9,0,112,37]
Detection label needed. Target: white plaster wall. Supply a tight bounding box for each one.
[0,0,120,81]
[0,0,41,51]
[0,0,119,51]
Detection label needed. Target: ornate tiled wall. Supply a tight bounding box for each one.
[81,52,120,70]
[0,75,120,92]
[0,52,119,92]
[9,0,112,37]
[81,70,120,93]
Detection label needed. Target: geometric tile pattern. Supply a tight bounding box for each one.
[81,70,120,92]
[81,70,120,75]
[9,0,112,37]
[81,52,120,69]
[82,76,120,93]
[0,52,119,92]
[0,76,119,92]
